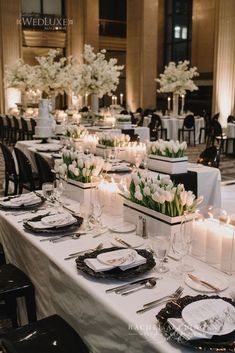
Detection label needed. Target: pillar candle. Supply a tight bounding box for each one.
[120,93,123,106]
[205,219,222,264]
[85,93,88,106]
[181,95,185,114]
[191,219,208,257]
[221,224,235,273]
[167,97,171,110]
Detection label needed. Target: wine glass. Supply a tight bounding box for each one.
[171,231,192,274]
[134,154,142,171]
[92,202,104,229]
[54,177,67,204]
[42,182,54,202]
[80,203,93,231]
[151,235,170,273]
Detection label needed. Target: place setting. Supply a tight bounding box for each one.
[0,192,45,211]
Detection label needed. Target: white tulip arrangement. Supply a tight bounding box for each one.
[65,125,88,140]
[55,149,111,183]
[119,171,203,217]
[75,44,124,97]
[155,60,199,96]
[98,133,130,147]
[115,115,131,123]
[147,139,187,158]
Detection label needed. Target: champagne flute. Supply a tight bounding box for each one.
[171,232,191,274]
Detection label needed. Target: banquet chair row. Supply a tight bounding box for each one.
[0,143,55,195]
[199,112,220,144]
[0,115,35,145]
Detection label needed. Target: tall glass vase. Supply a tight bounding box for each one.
[173,93,179,117]
[90,93,99,114]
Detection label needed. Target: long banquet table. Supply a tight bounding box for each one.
[14,140,222,208]
[0,201,234,353]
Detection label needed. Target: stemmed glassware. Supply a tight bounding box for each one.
[171,231,193,274]
[151,235,170,273]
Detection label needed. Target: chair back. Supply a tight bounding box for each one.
[212,112,220,121]
[0,143,17,176]
[120,109,129,115]
[198,146,220,168]
[14,147,35,188]
[183,114,195,129]
[227,115,235,124]
[212,120,223,137]
[0,115,4,127]
[136,107,143,115]
[152,114,162,129]
[6,116,12,128]
[34,153,55,188]
[30,118,36,135]
[12,116,20,130]
[21,117,29,133]
[121,129,139,142]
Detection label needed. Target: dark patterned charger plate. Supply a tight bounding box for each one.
[76,247,155,279]
[0,195,45,211]
[157,294,235,352]
[23,213,83,235]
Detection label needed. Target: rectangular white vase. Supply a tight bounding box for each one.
[148,155,188,174]
[65,179,97,204]
[123,199,194,236]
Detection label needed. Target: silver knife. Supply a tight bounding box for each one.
[105,277,157,294]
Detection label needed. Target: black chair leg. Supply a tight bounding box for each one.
[194,130,196,146]
[13,178,18,195]
[5,296,18,328]
[25,288,37,323]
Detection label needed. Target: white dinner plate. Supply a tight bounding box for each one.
[97,249,137,266]
[182,299,235,336]
[185,271,228,293]
[109,221,136,233]
[111,234,145,248]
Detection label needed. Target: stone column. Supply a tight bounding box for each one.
[126,0,158,111]
[66,0,84,62]
[0,0,22,113]
[213,0,235,126]
[84,0,99,52]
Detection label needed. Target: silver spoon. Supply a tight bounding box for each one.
[121,279,157,296]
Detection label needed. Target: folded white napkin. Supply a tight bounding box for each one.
[27,212,76,229]
[85,253,146,272]
[0,193,41,207]
[167,318,213,341]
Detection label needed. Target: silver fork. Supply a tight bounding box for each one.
[64,243,103,260]
[136,286,184,314]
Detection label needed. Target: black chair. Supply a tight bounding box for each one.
[12,116,22,143]
[227,115,235,124]
[0,115,6,141]
[197,146,220,168]
[34,153,55,188]
[121,129,139,142]
[80,106,89,113]
[120,109,129,115]
[212,112,220,121]
[0,143,18,196]
[0,314,89,353]
[0,264,36,328]
[178,114,196,146]
[0,243,6,266]
[14,147,39,193]
[20,117,32,140]
[211,120,227,153]
[199,114,212,144]
[6,116,13,145]
[149,114,167,141]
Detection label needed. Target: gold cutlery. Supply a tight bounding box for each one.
[188,273,220,292]
[115,237,132,248]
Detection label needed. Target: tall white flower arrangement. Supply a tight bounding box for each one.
[5,59,40,91]
[75,44,124,97]
[155,60,199,96]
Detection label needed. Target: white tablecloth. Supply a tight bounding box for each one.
[88,126,150,142]
[161,117,204,144]
[0,205,233,353]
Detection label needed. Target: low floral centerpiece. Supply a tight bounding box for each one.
[96,133,130,157]
[147,139,188,174]
[119,171,203,235]
[155,60,199,116]
[115,114,132,129]
[65,125,88,140]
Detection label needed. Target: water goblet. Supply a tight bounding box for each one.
[151,235,170,273]
[42,182,54,202]
[171,231,192,274]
